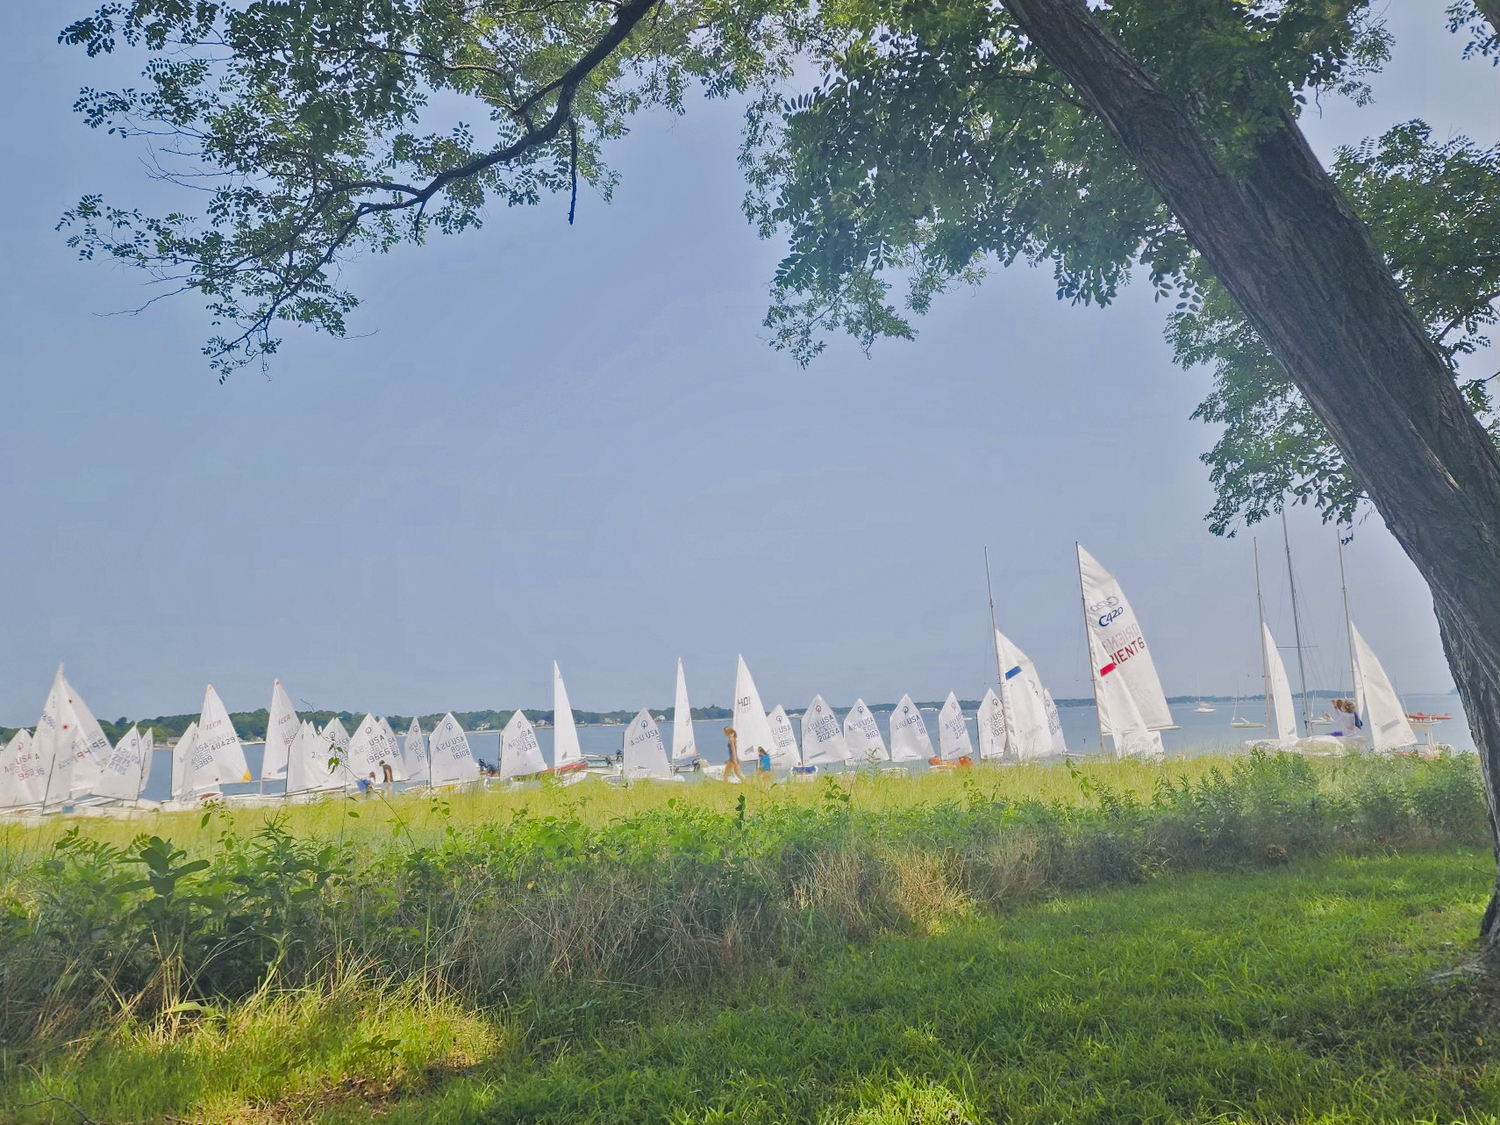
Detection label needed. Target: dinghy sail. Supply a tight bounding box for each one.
[621,709,674,780]
[1350,621,1417,754]
[553,663,585,771]
[428,713,477,786]
[500,709,547,781]
[937,693,974,761]
[322,716,352,753]
[977,689,1006,760]
[1261,621,1301,747]
[732,656,780,764]
[1077,544,1174,732]
[287,720,348,794]
[1043,690,1068,755]
[670,658,697,763]
[139,727,154,792]
[995,630,1053,761]
[800,695,849,766]
[888,695,933,763]
[0,729,48,808]
[262,680,298,782]
[766,704,801,768]
[97,725,146,801]
[843,699,888,764]
[171,721,200,802]
[197,685,251,789]
[1089,633,1163,759]
[402,717,429,784]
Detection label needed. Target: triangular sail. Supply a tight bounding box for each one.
[842,698,888,764]
[60,673,114,799]
[500,709,547,780]
[1077,544,1173,730]
[348,715,404,781]
[428,712,476,786]
[937,692,974,761]
[377,718,406,780]
[621,709,673,779]
[287,720,349,794]
[139,727,155,792]
[262,680,298,781]
[670,658,697,762]
[731,656,779,763]
[887,694,933,763]
[402,717,430,784]
[1350,621,1416,753]
[171,722,200,801]
[976,689,1006,760]
[197,685,251,788]
[97,725,146,801]
[1261,621,1300,746]
[553,663,584,769]
[766,705,800,767]
[1043,690,1068,755]
[322,716,352,752]
[800,695,849,765]
[1,729,48,807]
[996,630,1052,761]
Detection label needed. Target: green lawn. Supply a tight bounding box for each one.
[10,846,1499,1124]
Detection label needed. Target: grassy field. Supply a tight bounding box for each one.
[5,847,1498,1124]
[2,752,1496,1123]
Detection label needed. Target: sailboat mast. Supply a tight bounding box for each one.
[1280,510,1312,736]
[1336,525,1358,702]
[1253,538,1273,732]
[1075,543,1108,754]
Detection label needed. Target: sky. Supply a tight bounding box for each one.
[1,3,1496,724]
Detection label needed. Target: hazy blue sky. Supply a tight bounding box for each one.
[1,3,1495,724]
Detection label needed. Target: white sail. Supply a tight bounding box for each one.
[1,729,48,807]
[428,712,477,786]
[322,716,352,752]
[799,695,849,766]
[139,727,155,792]
[731,656,780,763]
[1090,633,1163,759]
[670,658,697,762]
[843,698,888,764]
[34,667,68,805]
[1043,690,1068,755]
[58,673,114,799]
[1262,622,1300,746]
[97,725,146,801]
[996,630,1052,761]
[262,681,299,781]
[197,685,251,789]
[621,709,673,779]
[937,693,974,761]
[347,715,385,782]
[171,721,200,801]
[887,694,934,763]
[766,705,801,767]
[377,717,406,780]
[1350,621,1416,754]
[287,720,348,794]
[500,709,547,780]
[977,688,1007,760]
[402,717,430,784]
[553,663,584,769]
[1077,544,1174,730]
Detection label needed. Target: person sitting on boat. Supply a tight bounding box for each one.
[722,727,744,782]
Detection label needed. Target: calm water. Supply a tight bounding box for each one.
[140,693,1471,801]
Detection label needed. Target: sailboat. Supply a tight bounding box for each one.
[0,728,48,809]
[402,717,430,785]
[1194,700,1216,714]
[936,692,975,765]
[551,663,587,777]
[621,710,678,781]
[1076,545,1173,758]
[982,550,1066,762]
[887,694,934,765]
[843,699,888,765]
[799,694,850,767]
[669,659,698,770]
[499,709,548,782]
[731,656,780,767]
[427,713,478,787]
[976,688,1006,761]
[766,704,801,769]
[262,680,298,785]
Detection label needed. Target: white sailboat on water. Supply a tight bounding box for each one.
[982,550,1067,762]
[766,704,801,769]
[1076,544,1172,759]
[552,662,587,777]
[887,694,933,764]
[937,692,975,763]
[499,708,548,782]
[800,694,850,767]
[262,680,298,785]
[428,712,478,787]
[621,709,677,781]
[843,699,888,764]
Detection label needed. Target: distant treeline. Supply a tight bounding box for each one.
[0,690,1405,744]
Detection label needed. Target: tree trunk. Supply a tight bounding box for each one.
[998,0,1500,943]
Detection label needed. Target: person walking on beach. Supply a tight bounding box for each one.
[722,726,744,782]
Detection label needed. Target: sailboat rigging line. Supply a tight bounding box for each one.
[1281,510,1313,736]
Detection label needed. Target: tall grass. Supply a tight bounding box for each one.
[0,751,1488,1062]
